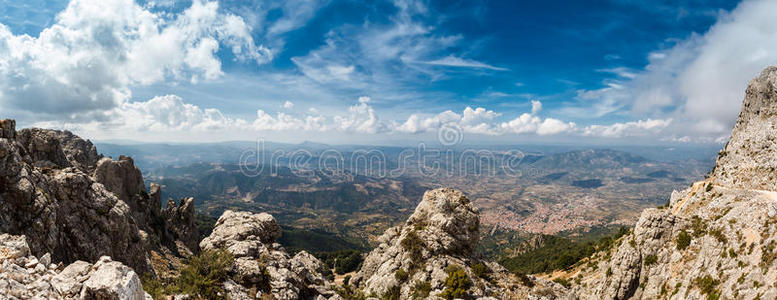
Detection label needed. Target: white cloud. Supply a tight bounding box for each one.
[333,96,388,134]
[583,119,672,138]
[0,0,270,120]
[498,113,576,136]
[423,55,508,71]
[283,100,294,109]
[573,0,777,139]
[531,100,542,114]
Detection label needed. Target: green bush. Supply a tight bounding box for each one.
[175,249,235,298]
[394,269,409,282]
[760,240,777,269]
[142,249,235,300]
[381,285,401,300]
[553,278,571,288]
[471,262,491,280]
[401,230,425,267]
[677,231,692,250]
[709,228,727,244]
[644,254,658,266]
[411,281,432,299]
[694,275,720,300]
[440,265,472,300]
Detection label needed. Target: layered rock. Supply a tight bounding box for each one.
[200,210,339,300]
[0,121,199,276]
[351,188,564,299]
[0,233,149,299]
[566,66,777,299]
[0,122,152,274]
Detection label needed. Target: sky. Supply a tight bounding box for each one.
[1,0,774,145]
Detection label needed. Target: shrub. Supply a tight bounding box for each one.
[677,231,692,250]
[471,262,491,281]
[440,265,472,300]
[553,278,571,288]
[411,281,432,299]
[690,216,708,237]
[709,228,727,244]
[760,240,777,269]
[644,254,658,266]
[401,230,425,267]
[175,249,235,298]
[605,267,612,277]
[394,269,409,282]
[381,286,401,300]
[142,249,236,300]
[694,275,720,300]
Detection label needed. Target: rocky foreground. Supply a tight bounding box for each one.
[3,66,777,299]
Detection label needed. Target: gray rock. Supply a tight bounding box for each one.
[80,257,146,300]
[352,188,542,299]
[201,210,336,300]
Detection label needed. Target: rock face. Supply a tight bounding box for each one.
[567,66,777,299]
[0,122,152,274]
[163,196,200,253]
[351,188,563,299]
[0,121,199,275]
[0,233,149,299]
[200,210,339,300]
[712,66,777,191]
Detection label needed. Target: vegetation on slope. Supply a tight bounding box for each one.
[499,226,629,274]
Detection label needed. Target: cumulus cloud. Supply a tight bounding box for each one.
[0,0,270,120]
[582,119,673,138]
[333,96,388,134]
[283,101,294,109]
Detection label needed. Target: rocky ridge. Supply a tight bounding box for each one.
[0,119,201,298]
[554,66,777,299]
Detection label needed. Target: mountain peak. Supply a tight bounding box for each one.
[712,66,777,190]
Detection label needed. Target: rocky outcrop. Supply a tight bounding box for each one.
[15,128,101,171]
[568,66,777,299]
[0,234,149,299]
[0,122,152,274]
[200,210,339,300]
[351,188,563,299]
[164,196,200,253]
[0,121,199,276]
[712,66,777,191]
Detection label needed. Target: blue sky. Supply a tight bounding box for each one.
[1,0,774,145]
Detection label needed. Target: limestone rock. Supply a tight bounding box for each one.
[351,188,548,299]
[1,234,149,299]
[201,210,338,300]
[164,196,200,253]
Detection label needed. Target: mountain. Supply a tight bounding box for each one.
[545,66,777,299]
